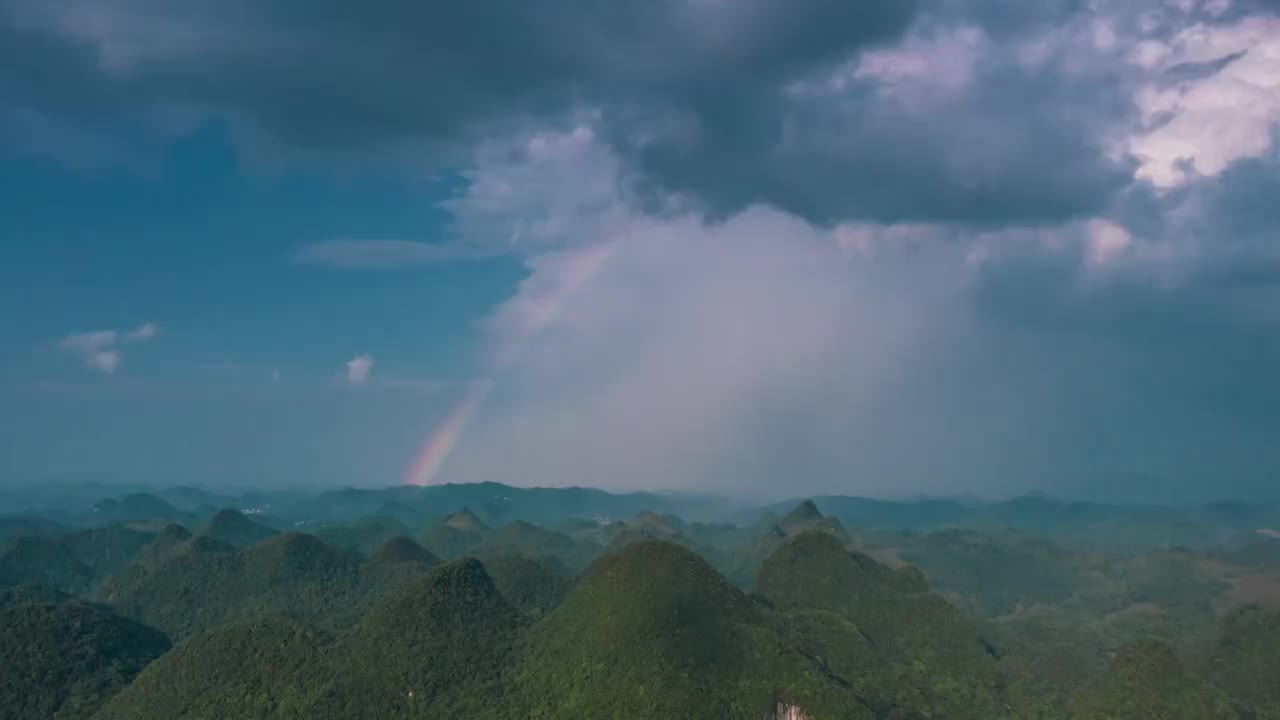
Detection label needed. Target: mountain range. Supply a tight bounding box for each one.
[2,481,1279,718]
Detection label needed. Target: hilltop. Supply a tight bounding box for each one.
[756,530,1006,718]
[469,547,569,618]
[510,540,877,719]
[418,508,492,559]
[369,536,440,567]
[199,508,278,547]
[444,506,489,532]
[108,532,431,639]
[316,515,412,554]
[311,559,526,719]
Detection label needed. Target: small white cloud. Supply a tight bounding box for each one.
[1085,219,1134,268]
[58,322,159,373]
[124,322,159,342]
[86,350,122,374]
[59,330,118,354]
[346,354,374,384]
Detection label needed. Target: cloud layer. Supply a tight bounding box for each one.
[58,323,160,374]
[346,354,374,385]
[6,0,1278,228]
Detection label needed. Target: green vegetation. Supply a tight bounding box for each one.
[510,540,876,719]
[481,519,597,572]
[313,559,527,718]
[888,528,1093,616]
[369,535,441,567]
[443,506,490,532]
[418,508,492,559]
[469,547,569,618]
[102,560,526,720]
[0,514,67,543]
[97,493,186,525]
[99,615,332,720]
[990,608,1112,716]
[1066,639,1249,719]
[108,532,431,639]
[316,515,411,554]
[756,530,1009,719]
[0,600,170,719]
[0,584,75,608]
[1207,605,1280,714]
[199,508,278,547]
[777,500,847,540]
[4,484,1278,718]
[0,536,96,595]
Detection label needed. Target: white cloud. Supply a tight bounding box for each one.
[293,126,635,269]
[1084,219,1134,268]
[852,25,988,96]
[346,354,374,385]
[441,124,639,256]
[85,350,122,374]
[59,330,118,354]
[1129,14,1280,189]
[124,322,159,341]
[58,322,160,373]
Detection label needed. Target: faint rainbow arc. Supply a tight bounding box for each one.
[403,242,614,486]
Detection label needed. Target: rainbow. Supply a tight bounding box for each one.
[403,241,615,486]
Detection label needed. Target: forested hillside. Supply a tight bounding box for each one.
[2,485,1278,718]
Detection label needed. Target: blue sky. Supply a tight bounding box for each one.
[2,0,1279,500]
[0,122,525,487]
[1,122,521,381]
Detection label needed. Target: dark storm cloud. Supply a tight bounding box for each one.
[1,1,915,146]
[1229,0,1280,18]
[958,148,1280,501]
[1194,155,1280,241]
[965,248,1280,501]
[0,0,1137,226]
[623,54,1136,226]
[973,153,1280,343]
[2,0,1275,239]
[604,0,1144,226]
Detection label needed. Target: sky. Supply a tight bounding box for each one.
[2,0,1279,502]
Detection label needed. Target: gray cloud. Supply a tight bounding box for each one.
[8,0,1278,231]
[0,0,1135,226]
[0,1,912,152]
